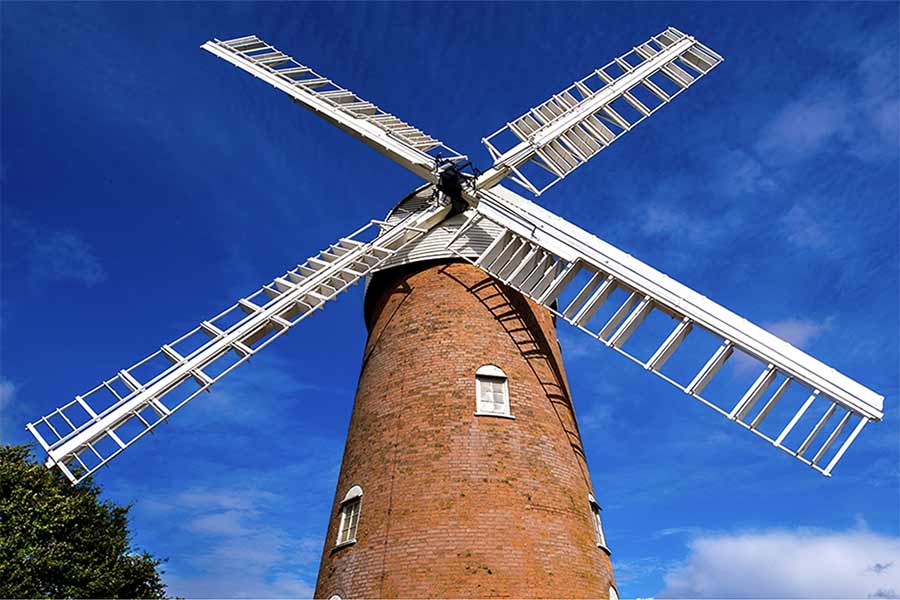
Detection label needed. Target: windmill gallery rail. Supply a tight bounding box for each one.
[28,27,883,488]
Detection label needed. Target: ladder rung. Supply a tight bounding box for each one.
[277,66,311,77]
[107,429,127,449]
[686,340,733,395]
[200,321,226,340]
[640,76,670,102]
[812,410,852,465]
[118,370,143,393]
[238,298,262,314]
[797,403,836,456]
[600,105,631,131]
[190,368,214,388]
[824,417,867,475]
[775,391,818,446]
[149,396,171,417]
[661,61,694,87]
[646,318,691,371]
[563,271,607,320]
[608,296,653,348]
[573,277,617,327]
[516,254,551,294]
[538,261,581,305]
[160,344,186,365]
[750,378,791,429]
[295,77,330,89]
[730,364,777,421]
[623,91,652,117]
[224,38,266,52]
[506,247,541,285]
[486,235,522,272]
[273,278,295,293]
[75,395,98,419]
[253,52,290,66]
[270,314,292,330]
[498,244,534,281]
[232,340,254,358]
[598,291,640,340]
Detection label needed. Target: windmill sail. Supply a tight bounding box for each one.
[451,185,882,476]
[202,35,466,182]
[477,28,722,195]
[27,202,450,483]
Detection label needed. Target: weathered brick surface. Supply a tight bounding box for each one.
[314,261,615,598]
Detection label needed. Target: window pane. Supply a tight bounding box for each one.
[476,374,509,415]
[338,499,361,544]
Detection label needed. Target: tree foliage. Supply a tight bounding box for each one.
[0,444,167,598]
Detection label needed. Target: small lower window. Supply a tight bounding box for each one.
[336,486,362,546]
[589,494,610,553]
[475,365,510,417]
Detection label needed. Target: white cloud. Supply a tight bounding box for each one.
[757,38,897,167]
[187,510,251,536]
[780,204,833,252]
[10,218,106,288]
[0,377,17,439]
[713,148,778,198]
[764,315,834,348]
[660,527,900,598]
[758,91,852,163]
[732,316,832,375]
[149,484,322,597]
[0,377,15,409]
[640,203,712,245]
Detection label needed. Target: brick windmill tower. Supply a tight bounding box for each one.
[27,28,884,600]
[313,189,614,597]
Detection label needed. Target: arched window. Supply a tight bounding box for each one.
[475,365,511,417]
[589,493,610,554]
[609,586,619,600]
[336,485,362,547]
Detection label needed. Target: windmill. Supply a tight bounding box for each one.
[26,28,884,598]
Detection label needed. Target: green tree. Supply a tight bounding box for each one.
[0,444,167,598]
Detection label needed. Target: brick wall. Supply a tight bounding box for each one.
[314,260,616,598]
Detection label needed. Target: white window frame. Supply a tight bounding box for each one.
[335,485,362,548]
[475,364,513,418]
[589,493,610,554]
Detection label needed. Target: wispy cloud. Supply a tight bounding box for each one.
[9,217,106,288]
[757,31,898,167]
[712,148,778,198]
[757,88,853,164]
[732,316,833,375]
[0,377,17,439]
[143,485,321,597]
[764,315,834,348]
[660,526,900,598]
[0,377,15,410]
[780,204,834,252]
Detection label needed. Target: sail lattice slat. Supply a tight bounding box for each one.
[202,35,465,181]
[27,202,450,483]
[478,27,723,195]
[449,185,882,476]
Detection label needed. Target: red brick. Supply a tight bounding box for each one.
[315,261,616,598]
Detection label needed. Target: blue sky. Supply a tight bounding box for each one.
[2,2,898,597]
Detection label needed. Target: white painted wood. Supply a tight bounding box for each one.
[473,185,884,421]
[202,37,465,183]
[478,27,723,194]
[458,186,883,475]
[30,202,450,483]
